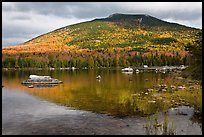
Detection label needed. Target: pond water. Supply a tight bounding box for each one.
[2,69,202,135]
[2,69,171,115]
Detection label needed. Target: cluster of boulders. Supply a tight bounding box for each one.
[144,84,196,94]
[154,84,186,92]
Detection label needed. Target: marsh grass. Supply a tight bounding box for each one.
[115,78,202,117]
[144,112,176,135]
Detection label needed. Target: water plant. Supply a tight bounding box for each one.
[144,112,176,135]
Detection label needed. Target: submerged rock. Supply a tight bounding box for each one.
[161,84,167,89]
[148,100,156,103]
[170,85,176,89]
[177,86,186,90]
[144,92,148,95]
[147,89,154,92]
[189,86,195,91]
[161,89,167,92]
[152,93,161,97]
[154,84,161,89]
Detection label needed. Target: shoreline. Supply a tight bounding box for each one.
[2,65,187,71]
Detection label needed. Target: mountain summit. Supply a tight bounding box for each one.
[95,13,194,30]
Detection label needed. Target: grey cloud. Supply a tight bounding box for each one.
[10,15,31,20]
[6,2,117,19]
[2,37,29,46]
[5,2,87,18]
[152,10,202,21]
[3,2,202,21]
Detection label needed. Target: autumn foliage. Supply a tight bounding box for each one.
[2,14,200,68]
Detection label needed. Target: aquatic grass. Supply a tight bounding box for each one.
[116,92,171,116]
[173,89,202,113]
[144,113,176,135]
[115,81,202,117]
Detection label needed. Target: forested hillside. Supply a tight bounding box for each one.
[2,13,201,68]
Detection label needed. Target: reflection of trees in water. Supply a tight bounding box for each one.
[3,69,169,116]
[2,69,201,119]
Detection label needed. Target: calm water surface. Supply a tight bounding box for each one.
[2,69,202,135]
[2,69,170,116]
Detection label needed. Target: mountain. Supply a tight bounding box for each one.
[2,13,201,68]
[95,13,194,30]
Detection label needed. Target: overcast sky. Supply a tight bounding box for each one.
[2,2,202,47]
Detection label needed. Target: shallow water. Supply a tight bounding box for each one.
[2,69,202,135]
[2,69,171,115]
